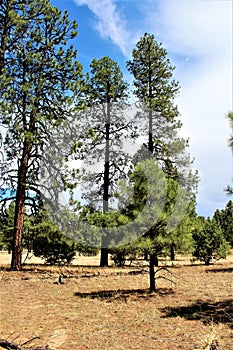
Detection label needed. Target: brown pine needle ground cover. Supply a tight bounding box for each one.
[0,252,232,350]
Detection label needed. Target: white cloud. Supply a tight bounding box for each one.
[146,0,232,59]
[148,0,233,216]
[74,0,131,55]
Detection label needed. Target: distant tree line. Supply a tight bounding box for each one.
[0,200,232,267]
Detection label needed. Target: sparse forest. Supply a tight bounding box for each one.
[0,1,232,350]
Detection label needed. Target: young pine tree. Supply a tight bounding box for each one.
[192,217,230,265]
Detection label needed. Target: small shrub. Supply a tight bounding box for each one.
[192,218,230,265]
[33,230,76,265]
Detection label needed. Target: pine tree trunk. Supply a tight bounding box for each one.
[148,109,153,154]
[170,243,175,261]
[11,142,31,270]
[100,247,108,267]
[100,102,111,267]
[149,251,159,291]
[11,169,26,270]
[149,253,156,291]
[148,93,157,291]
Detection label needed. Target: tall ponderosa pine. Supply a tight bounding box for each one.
[81,56,129,266]
[0,0,82,270]
[127,33,196,290]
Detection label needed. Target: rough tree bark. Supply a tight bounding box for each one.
[11,141,31,270]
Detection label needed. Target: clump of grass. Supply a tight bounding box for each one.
[201,325,220,350]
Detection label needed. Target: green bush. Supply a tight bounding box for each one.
[192,218,230,265]
[33,229,76,265]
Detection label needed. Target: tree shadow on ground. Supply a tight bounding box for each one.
[160,299,233,328]
[74,288,174,302]
[206,267,233,273]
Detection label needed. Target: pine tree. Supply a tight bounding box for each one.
[214,200,233,247]
[78,56,130,266]
[127,33,196,290]
[192,217,230,265]
[0,0,82,270]
[32,211,76,265]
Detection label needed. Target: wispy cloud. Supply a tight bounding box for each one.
[74,0,131,55]
[155,0,231,61]
[146,0,233,215]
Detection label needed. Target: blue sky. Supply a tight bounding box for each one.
[51,0,232,217]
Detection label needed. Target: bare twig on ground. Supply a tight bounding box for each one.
[0,338,53,350]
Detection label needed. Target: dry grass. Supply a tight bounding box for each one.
[0,252,232,350]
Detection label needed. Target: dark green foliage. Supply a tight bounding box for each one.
[126,33,179,117]
[110,243,142,267]
[76,243,99,256]
[32,216,76,265]
[0,201,15,252]
[214,200,233,246]
[33,231,76,265]
[85,56,128,104]
[117,159,191,264]
[110,247,127,267]
[192,217,230,265]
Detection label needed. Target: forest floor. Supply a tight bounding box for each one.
[0,252,232,350]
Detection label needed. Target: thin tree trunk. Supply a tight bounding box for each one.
[149,252,159,291]
[103,117,110,213]
[147,69,157,289]
[149,254,155,291]
[100,102,110,267]
[170,243,175,261]
[148,109,153,154]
